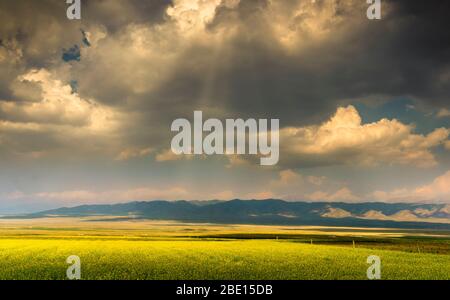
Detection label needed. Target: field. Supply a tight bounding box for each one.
[0,217,449,280]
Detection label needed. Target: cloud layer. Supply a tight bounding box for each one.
[281,106,449,168]
[0,0,449,211]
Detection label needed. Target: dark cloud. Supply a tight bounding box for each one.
[72,0,450,128]
[1,0,449,159]
[83,0,173,32]
[198,0,450,124]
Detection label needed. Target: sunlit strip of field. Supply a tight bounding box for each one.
[1,217,449,238]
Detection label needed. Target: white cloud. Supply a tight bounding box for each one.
[115,147,153,161]
[306,187,360,202]
[307,175,326,186]
[167,0,225,33]
[225,155,252,168]
[0,69,122,132]
[437,108,450,118]
[0,69,117,129]
[244,191,276,200]
[155,149,195,162]
[211,190,235,200]
[260,169,352,202]
[281,105,449,168]
[371,170,450,203]
[270,169,303,187]
[0,69,123,158]
[11,186,191,205]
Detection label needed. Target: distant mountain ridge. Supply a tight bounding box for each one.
[12,200,450,229]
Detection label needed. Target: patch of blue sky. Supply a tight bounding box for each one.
[70,80,78,94]
[61,29,90,63]
[354,98,449,135]
[62,45,81,62]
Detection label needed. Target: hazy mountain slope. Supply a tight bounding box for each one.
[12,200,450,229]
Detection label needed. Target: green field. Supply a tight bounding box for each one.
[0,218,449,280]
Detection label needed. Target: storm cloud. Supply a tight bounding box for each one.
[0,0,449,211]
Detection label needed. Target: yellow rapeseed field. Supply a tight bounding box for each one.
[0,218,448,280]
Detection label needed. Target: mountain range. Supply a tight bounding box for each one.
[10,199,450,229]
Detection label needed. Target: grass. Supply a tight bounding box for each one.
[0,218,449,280]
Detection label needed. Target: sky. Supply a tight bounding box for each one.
[0,0,450,213]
